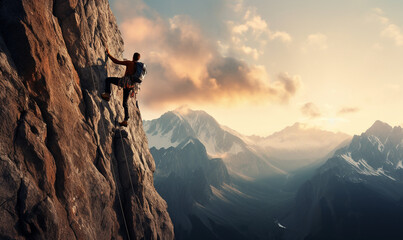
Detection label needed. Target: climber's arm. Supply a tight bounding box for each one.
[106,48,130,66]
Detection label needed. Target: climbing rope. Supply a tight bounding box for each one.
[118,129,137,196]
[88,52,132,239]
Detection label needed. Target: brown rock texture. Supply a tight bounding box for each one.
[0,0,174,239]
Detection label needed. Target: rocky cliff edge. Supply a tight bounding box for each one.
[0,0,174,239]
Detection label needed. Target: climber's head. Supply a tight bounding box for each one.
[133,52,141,62]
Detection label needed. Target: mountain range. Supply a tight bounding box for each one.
[248,122,351,171]
[284,120,403,240]
[145,108,403,240]
[144,107,351,177]
[143,107,352,239]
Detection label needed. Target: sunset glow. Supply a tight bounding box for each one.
[110,0,403,136]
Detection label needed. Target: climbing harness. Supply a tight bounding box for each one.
[117,75,141,100]
[118,76,136,90]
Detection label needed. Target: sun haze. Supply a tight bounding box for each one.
[110,0,403,136]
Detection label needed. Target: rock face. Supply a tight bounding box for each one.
[0,0,174,239]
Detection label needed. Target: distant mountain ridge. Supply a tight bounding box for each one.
[144,108,285,178]
[285,121,403,240]
[321,120,403,182]
[144,108,247,157]
[144,107,351,175]
[144,111,196,149]
[144,107,362,240]
[250,122,351,171]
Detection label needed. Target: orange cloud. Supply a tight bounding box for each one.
[120,17,163,43]
[120,14,301,108]
[301,102,321,118]
[338,107,360,115]
[140,57,301,108]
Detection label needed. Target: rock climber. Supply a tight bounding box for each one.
[101,48,146,127]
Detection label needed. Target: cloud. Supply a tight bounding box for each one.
[337,107,360,115]
[276,72,300,97]
[141,57,301,107]
[372,8,403,46]
[230,9,267,35]
[113,0,300,108]
[120,17,163,43]
[303,33,328,51]
[381,24,403,46]
[269,31,292,42]
[240,45,261,59]
[230,8,292,44]
[111,0,151,19]
[119,14,301,108]
[231,0,244,13]
[300,102,321,118]
[225,6,291,60]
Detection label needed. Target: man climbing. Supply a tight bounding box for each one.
[101,48,146,127]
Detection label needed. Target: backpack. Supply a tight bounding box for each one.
[132,62,147,83]
[119,62,147,91]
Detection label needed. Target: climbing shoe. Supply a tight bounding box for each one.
[101,93,110,101]
[119,120,128,127]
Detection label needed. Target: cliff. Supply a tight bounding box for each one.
[0,0,174,239]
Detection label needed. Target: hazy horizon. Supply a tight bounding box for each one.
[143,106,401,138]
[109,0,403,136]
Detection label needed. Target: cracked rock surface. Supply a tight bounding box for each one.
[0,0,174,239]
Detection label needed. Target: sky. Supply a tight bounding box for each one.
[109,0,403,136]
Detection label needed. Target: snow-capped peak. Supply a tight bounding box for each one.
[340,153,395,180]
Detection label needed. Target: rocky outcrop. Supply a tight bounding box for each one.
[0,0,174,239]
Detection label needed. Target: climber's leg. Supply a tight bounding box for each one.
[101,77,120,101]
[119,88,131,127]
